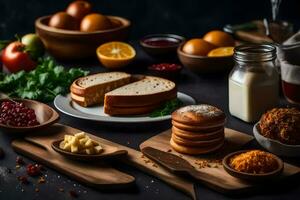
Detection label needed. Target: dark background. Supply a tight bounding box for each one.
[0,0,299,40]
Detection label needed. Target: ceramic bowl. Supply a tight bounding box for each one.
[35,15,131,60]
[253,122,300,157]
[0,99,59,133]
[140,34,185,57]
[223,150,284,182]
[177,44,234,73]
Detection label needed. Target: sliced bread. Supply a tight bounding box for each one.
[104,76,177,107]
[70,72,131,107]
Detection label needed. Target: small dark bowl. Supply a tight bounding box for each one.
[148,63,182,81]
[177,43,234,74]
[0,99,59,133]
[223,150,284,182]
[140,34,185,57]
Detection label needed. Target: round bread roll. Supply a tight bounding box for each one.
[172,104,226,126]
[172,126,224,140]
[170,138,224,155]
[171,134,224,147]
[172,120,224,132]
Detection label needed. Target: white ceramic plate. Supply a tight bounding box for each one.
[253,122,300,157]
[54,92,196,123]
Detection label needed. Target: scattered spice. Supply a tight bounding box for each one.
[69,190,78,198]
[152,164,158,168]
[0,147,4,159]
[58,188,65,192]
[230,150,279,174]
[38,176,46,184]
[35,188,40,193]
[194,159,222,169]
[166,149,172,152]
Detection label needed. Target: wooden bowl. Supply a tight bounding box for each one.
[0,99,59,133]
[140,34,185,57]
[35,15,131,60]
[223,150,284,182]
[177,44,234,73]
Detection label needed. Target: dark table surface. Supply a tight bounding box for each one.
[0,42,299,200]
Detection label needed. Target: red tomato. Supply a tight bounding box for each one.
[1,41,36,73]
[66,0,92,21]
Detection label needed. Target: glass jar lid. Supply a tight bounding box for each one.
[234,44,277,62]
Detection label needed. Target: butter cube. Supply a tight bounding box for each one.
[85,148,94,155]
[85,139,93,148]
[71,145,79,153]
[94,145,103,154]
[63,143,71,151]
[64,135,72,141]
[75,132,85,139]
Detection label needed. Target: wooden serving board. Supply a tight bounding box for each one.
[140,128,300,194]
[11,124,196,199]
[11,124,136,189]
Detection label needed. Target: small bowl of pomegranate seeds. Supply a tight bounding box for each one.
[148,63,182,81]
[0,99,59,133]
[140,34,185,57]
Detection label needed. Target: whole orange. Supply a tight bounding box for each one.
[80,13,112,32]
[182,39,216,56]
[49,12,79,30]
[66,0,92,21]
[203,30,235,47]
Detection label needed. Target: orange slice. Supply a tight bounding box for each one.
[96,42,136,69]
[207,47,234,57]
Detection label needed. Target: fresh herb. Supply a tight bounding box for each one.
[149,99,183,117]
[0,57,89,102]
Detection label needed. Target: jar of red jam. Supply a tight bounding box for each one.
[148,63,182,81]
[281,61,300,104]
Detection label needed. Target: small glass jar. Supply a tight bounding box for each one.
[229,44,279,123]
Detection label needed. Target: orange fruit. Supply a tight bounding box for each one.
[203,30,235,47]
[80,13,112,32]
[49,12,79,30]
[182,39,216,56]
[96,42,136,69]
[207,47,234,57]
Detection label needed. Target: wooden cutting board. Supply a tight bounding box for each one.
[140,128,300,194]
[11,123,196,199]
[11,124,135,189]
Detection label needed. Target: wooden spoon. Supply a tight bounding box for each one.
[52,139,128,161]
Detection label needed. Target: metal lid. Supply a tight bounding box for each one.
[234,44,277,62]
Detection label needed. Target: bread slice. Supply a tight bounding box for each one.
[104,103,161,116]
[104,76,177,107]
[70,72,131,107]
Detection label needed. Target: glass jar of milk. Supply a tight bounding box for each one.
[229,44,279,123]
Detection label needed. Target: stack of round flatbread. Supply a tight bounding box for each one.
[170,104,226,155]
